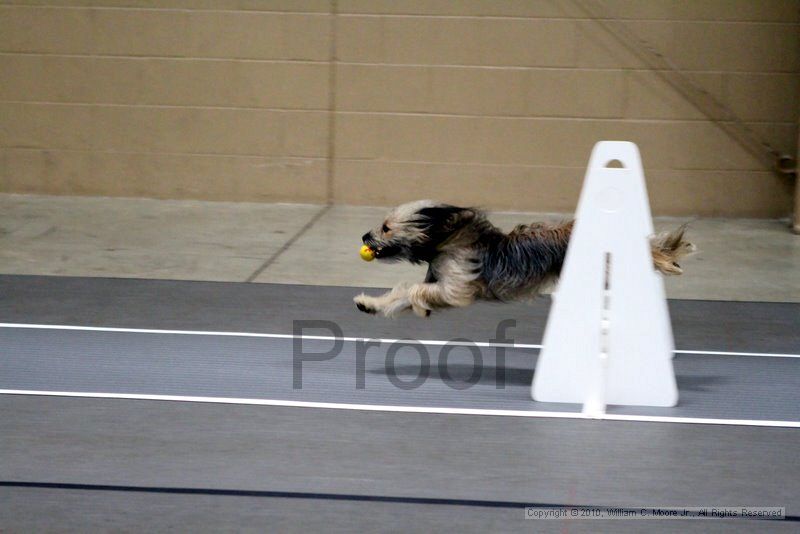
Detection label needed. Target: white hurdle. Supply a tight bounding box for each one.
[532,141,678,413]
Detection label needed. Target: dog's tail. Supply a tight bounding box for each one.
[649,224,696,275]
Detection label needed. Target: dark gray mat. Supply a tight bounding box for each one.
[2,275,800,528]
[0,486,788,534]
[1,396,798,524]
[1,326,799,422]
[1,275,799,354]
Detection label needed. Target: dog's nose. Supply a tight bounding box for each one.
[362,232,372,243]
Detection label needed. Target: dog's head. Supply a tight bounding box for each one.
[361,200,477,264]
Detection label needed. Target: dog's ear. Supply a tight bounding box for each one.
[416,205,476,235]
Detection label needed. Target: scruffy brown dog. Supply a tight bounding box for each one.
[354,200,694,318]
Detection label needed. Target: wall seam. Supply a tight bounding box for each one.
[325,0,338,205]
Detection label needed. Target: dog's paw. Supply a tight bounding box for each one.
[411,303,432,318]
[356,302,377,314]
[353,294,378,315]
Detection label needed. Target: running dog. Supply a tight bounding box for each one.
[354,200,694,317]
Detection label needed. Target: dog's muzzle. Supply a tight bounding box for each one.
[361,232,399,259]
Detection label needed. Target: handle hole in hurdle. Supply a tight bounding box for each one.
[604,159,625,168]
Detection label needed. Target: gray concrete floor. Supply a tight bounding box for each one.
[1,193,799,302]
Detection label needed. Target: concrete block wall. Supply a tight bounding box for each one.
[1,0,798,216]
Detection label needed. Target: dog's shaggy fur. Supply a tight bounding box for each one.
[354,200,695,317]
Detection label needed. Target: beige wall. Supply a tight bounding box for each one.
[1,1,798,216]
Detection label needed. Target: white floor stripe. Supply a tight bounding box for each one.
[1,322,798,358]
[0,322,537,349]
[1,389,798,428]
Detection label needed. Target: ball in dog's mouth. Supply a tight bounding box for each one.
[359,245,375,261]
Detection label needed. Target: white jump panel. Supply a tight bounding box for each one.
[532,141,678,410]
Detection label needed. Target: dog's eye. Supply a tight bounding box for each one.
[382,224,390,233]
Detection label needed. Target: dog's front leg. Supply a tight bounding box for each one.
[355,281,476,318]
[354,283,412,317]
[354,283,441,318]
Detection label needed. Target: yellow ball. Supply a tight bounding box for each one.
[359,245,375,262]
